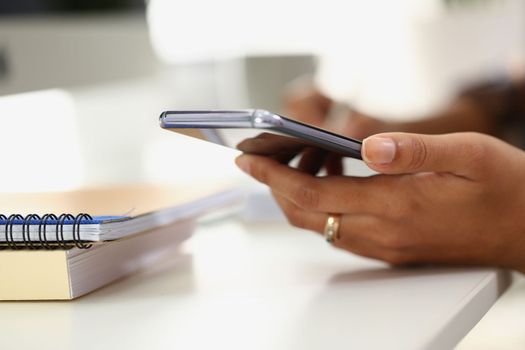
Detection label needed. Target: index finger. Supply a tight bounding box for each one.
[235,154,393,215]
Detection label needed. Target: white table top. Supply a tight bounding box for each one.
[0,218,510,350]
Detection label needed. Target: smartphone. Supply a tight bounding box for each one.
[159,109,362,160]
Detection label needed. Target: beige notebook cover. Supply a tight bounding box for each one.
[0,183,235,217]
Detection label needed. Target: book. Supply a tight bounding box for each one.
[0,184,239,249]
[0,184,240,300]
[0,220,194,300]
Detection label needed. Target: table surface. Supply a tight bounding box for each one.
[0,217,510,350]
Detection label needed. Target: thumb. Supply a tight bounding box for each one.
[361,132,487,178]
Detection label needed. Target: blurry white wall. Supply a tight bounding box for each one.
[148,0,525,118]
[0,89,83,191]
[318,0,525,118]
[0,0,523,190]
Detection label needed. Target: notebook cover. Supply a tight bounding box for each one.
[0,183,234,217]
[0,250,71,300]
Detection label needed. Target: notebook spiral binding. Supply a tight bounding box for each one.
[1,213,94,250]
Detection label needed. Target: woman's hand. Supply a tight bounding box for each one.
[284,82,499,140]
[284,82,395,139]
[235,132,525,272]
[284,80,333,127]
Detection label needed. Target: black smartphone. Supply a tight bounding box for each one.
[159,109,362,160]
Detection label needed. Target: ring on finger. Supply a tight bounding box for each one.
[324,214,341,244]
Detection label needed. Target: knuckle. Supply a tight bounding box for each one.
[382,198,408,221]
[406,136,428,171]
[459,133,488,164]
[253,163,270,184]
[291,183,321,210]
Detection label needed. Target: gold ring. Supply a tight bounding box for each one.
[324,214,341,244]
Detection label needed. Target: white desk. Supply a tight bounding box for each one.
[0,218,509,350]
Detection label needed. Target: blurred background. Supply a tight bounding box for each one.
[0,0,524,347]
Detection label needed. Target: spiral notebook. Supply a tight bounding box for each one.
[0,184,240,300]
[0,184,240,250]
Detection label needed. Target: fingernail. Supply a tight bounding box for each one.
[235,155,251,174]
[363,137,396,164]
